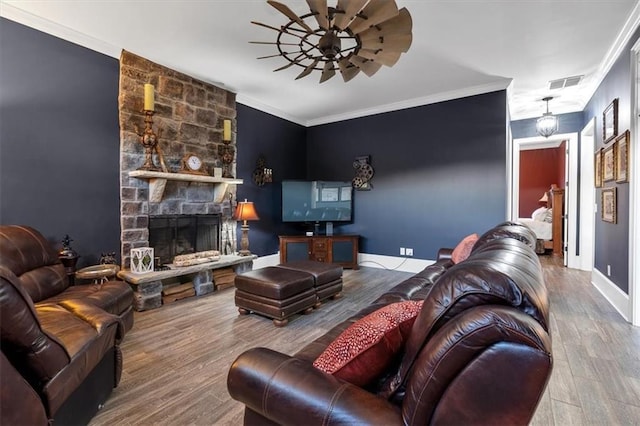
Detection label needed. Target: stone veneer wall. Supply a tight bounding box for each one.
[118,50,237,268]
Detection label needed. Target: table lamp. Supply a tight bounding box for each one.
[234,199,259,256]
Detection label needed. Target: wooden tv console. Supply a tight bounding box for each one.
[279,235,359,269]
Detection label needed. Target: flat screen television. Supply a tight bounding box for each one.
[282,180,353,223]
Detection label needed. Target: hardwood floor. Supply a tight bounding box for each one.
[531,256,640,425]
[89,257,640,425]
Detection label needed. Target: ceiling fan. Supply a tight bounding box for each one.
[251,0,413,83]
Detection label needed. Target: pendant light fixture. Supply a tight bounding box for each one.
[536,96,559,138]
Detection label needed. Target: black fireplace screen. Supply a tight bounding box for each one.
[149,214,221,265]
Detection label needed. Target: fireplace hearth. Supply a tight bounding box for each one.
[149,214,221,266]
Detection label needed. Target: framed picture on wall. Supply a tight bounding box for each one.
[603,143,616,182]
[594,149,603,188]
[601,187,617,223]
[602,98,618,143]
[615,130,629,183]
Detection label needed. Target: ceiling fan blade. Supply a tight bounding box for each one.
[267,0,314,33]
[273,54,306,71]
[251,20,282,32]
[252,21,316,48]
[250,41,299,46]
[306,0,329,30]
[257,52,297,60]
[358,8,413,41]
[360,33,412,53]
[338,57,361,82]
[348,0,399,34]
[319,61,336,83]
[349,55,382,77]
[357,49,401,67]
[334,0,370,30]
[296,58,321,80]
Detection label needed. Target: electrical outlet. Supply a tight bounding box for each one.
[607,264,611,276]
[400,247,406,256]
[406,248,414,256]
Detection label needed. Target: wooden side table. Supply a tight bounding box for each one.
[76,264,120,284]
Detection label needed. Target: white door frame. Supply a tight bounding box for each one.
[630,40,640,326]
[510,132,580,268]
[579,118,596,272]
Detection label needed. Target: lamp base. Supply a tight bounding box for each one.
[239,224,251,256]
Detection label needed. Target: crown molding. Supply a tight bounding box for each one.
[0,2,121,58]
[236,95,307,126]
[306,80,512,127]
[239,80,512,128]
[578,1,640,110]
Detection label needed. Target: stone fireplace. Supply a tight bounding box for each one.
[118,51,238,268]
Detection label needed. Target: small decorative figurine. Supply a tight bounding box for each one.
[59,234,78,258]
[100,252,117,265]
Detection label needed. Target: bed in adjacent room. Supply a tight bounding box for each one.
[518,185,564,256]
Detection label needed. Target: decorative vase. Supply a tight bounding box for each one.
[131,247,154,274]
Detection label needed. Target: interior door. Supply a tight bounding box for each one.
[563,142,569,266]
[579,118,596,272]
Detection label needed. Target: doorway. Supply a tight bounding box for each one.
[510,132,585,268]
[579,118,596,272]
[630,40,640,326]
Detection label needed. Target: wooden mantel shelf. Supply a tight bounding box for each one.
[129,170,243,203]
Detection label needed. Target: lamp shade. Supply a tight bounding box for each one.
[538,192,549,203]
[234,200,259,221]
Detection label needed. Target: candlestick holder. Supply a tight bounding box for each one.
[218,144,235,178]
[134,110,165,171]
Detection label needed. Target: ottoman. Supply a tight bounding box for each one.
[278,260,343,305]
[234,266,317,327]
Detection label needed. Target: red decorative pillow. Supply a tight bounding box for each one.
[313,300,424,386]
[451,233,479,264]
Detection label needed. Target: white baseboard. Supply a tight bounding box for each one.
[357,253,434,273]
[592,268,630,321]
[252,252,433,274]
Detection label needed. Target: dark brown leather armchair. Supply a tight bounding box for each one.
[0,225,134,425]
[228,222,552,425]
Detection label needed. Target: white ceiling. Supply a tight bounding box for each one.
[2,0,639,126]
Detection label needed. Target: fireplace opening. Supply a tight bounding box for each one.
[149,214,221,266]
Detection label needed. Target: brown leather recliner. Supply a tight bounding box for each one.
[227,222,552,425]
[0,225,134,425]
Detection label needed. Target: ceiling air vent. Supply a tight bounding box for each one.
[549,75,583,90]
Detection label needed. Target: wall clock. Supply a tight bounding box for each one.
[179,153,208,175]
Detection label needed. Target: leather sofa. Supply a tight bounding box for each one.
[0,225,134,425]
[227,222,552,425]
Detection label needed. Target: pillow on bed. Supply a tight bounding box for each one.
[544,208,553,223]
[531,207,549,222]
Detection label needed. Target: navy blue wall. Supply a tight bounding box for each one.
[583,28,640,294]
[236,104,307,255]
[306,91,509,259]
[0,18,120,266]
[511,112,584,139]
